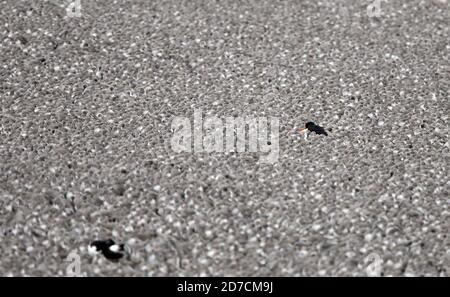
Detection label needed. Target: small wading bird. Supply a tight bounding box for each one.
[299,121,330,140]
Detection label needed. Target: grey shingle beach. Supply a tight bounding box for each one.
[0,0,449,276]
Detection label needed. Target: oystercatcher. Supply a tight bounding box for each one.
[88,239,127,261]
[299,122,329,140]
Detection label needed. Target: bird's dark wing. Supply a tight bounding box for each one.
[313,125,328,136]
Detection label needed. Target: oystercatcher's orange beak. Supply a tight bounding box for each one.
[299,127,307,133]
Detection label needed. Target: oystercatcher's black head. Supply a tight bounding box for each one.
[305,122,316,129]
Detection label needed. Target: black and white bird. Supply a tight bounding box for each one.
[299,121,330,140]
[88,239,128,261]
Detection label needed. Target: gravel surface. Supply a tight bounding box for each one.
[0,0,449,276]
